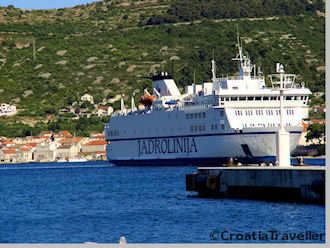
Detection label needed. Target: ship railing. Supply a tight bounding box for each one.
[218,76,264,81]
[268,74,305,89]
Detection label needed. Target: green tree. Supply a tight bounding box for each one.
[306,123,325,144]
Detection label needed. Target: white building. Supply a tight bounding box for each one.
[97,105,114,117]
[81,94,94,104]
[0,103,17,117]
[34,142,58,162]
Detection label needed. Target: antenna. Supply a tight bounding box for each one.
[211,58,216,83]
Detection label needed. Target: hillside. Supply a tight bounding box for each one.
[0,0,325,137]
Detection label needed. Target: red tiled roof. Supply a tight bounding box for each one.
[2,140,13,145]
[58,130,73,138]
[2,148,16,154]
[25,143,38,147]
[20,146,32,152]
[83,140,107,146]
[72,137,84,143]
[98,106,110,110]
[311,119,325,125]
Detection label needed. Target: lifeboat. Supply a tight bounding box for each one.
[140,94,156,108]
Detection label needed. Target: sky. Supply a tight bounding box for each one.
[0,0,99,9]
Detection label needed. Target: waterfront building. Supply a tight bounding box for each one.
[34,142,58,162]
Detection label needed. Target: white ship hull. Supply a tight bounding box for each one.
[107,129,302,166]
[105,38,311,166]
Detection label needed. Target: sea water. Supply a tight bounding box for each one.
[0,161,325,243]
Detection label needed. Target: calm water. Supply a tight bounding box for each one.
[0,162,325,243]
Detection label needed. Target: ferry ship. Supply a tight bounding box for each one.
[105,38,311,166]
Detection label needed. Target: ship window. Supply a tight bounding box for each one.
[271,96,277,100]
[221,124,225,130]
[300,96,304,100]
[263,97,269,101]
[220,97,224,101]
[202,112,206,118]
[248,97,254,101]
[255,97,261,101]
[231,97,238,101]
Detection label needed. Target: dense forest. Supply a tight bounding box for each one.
[142,0,325,25]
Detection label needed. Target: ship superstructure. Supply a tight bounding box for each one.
[105,38,311,166]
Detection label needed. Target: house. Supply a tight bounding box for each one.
[0,148,17,163]
[311,119,326,125]
[81,94,94,104]
[312,105,326,114]
[313,92,324,98]
[97,105,113,117]
[81,140,107,160]
[0,103,17,117]
[59,107,71,114]
[90,133,105,139]
[17,146,34,162]
[1,139,14,147]
[56,137,86,160]
[56,143,79,160]
[34,142,58,162]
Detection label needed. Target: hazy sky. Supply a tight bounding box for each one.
[0,0,98,9]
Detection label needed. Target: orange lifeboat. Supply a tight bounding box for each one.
[140,94,156,108]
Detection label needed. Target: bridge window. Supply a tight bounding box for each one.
[248,97,254,101]
[255,97,262,101]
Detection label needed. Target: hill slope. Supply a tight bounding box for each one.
[0,0,325,137]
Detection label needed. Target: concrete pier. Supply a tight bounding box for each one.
[186,166,325,204]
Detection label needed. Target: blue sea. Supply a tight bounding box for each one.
[0,161,325,243]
